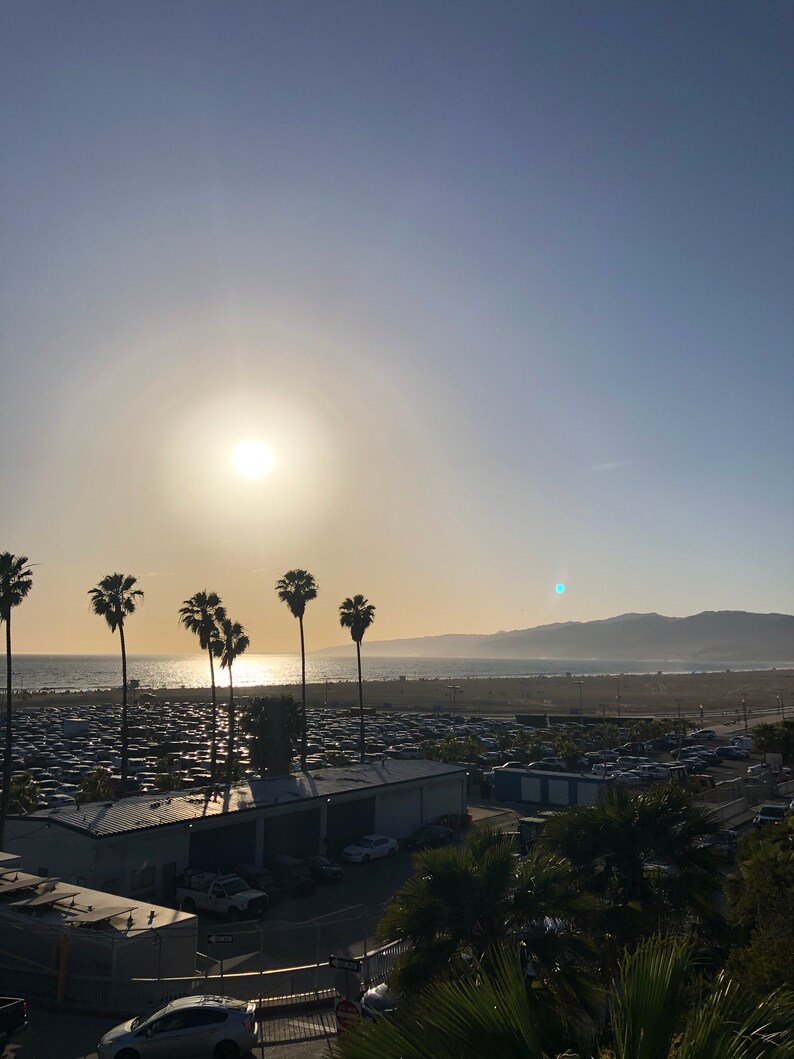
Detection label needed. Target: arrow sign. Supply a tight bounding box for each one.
[206,933,234,944]
[329,955,362,973]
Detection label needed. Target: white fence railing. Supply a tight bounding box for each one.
[0,939,408,1016]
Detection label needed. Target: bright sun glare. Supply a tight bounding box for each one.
[231,440,274,478]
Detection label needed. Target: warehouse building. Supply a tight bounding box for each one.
[493,767,605,807]
[0,851,197,1008]
[5,759,466,905]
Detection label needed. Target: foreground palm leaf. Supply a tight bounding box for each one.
[333,947,551,1059]
[378,827,597,1013]
[541,784,723,955]
[333,936,794,1059]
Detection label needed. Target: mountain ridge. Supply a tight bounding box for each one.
[315,610,794,663]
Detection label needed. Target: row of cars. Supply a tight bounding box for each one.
[498,733,763,790]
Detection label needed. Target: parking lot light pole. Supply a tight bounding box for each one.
[742,694,749,735]
[447,685,461,737]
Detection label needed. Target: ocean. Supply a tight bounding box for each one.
[1,654,767,694]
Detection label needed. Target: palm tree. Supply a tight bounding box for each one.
[216,616,250,784]
[540,783,723,957]
[88,572,143,797]
[377,826,596,1009]
[332,935,794,1059]
[179,591,226,781]
[275,569,318,770]
[0,552,34,847]
[339,594,375,763]
[9,772,40,814]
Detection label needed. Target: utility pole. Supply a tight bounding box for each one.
[742,694,749,735]
[574,680,584,715]
[447,685,461,738]
[674,698,683,756]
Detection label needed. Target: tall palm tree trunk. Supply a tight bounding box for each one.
[299,615,307,770]
[208,648,217,782]
[357,640,365,763]
[227,668,235,784]
[119,621,128,797]
[0,617,13,848]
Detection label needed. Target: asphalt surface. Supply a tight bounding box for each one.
[5,1006,336,1058]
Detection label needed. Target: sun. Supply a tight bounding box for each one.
[231,440,274,478]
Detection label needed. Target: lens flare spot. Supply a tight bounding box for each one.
[555,583,566,594]
[231,440,273,478]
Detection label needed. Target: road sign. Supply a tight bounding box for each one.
[206,933,234,944]
[329,955,362,973]
[335,997,361,1034]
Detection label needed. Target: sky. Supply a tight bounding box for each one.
[1,1,792,655]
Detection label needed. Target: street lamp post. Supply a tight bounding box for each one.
[742,694,749,736]
[573,680,584,715]
[447,685,461,737]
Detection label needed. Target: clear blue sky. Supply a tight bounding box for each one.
[1,1,792,653]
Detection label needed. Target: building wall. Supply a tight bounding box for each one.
[4,820,96,884]
[97,826,191,902]
[421,774,467,822]
[494,768,604,806]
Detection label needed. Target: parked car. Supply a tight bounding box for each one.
[176,871,268,919]
[268,855,315,896]
[342,834,399,863]
[615,771,643,786]
[692,729,717,740]
[0,996,27,1051]
[404,824,454,851]
[697,830,740,854]
[97,995,257,1059]
[714,745,747,760]
[747,763,771,779]
[227,863,281,903]
[753,803,788,828]
[304,855,344,882]
[360,982,400,1021]
[635,764,671,781]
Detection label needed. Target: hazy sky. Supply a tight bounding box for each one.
[2,1,792,655]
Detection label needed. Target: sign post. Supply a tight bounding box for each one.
[329,955,362,974]
[335,996,361,1034]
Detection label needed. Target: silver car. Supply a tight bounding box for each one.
[97,995,257,1059]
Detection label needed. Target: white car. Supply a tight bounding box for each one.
[97,995,257,1059]
[342,834,398,863]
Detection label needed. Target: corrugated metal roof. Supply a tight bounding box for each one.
[20,759,465,838]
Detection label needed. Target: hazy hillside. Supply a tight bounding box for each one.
[316,611,794,663]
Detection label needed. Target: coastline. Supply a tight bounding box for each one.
[12,667,794,721]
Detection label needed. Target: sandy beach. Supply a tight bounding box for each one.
[16,667,794,725]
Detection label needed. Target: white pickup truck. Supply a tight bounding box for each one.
[176,872,268,919]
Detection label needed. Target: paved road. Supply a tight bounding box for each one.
[5,1006,336,1058]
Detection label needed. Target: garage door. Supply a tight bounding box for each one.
[327,798,376,854]
[548,779,570,806]
[189,820,255,869]
[376,788,422,838]
[520,776,542,803]
[261,808,320,860]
